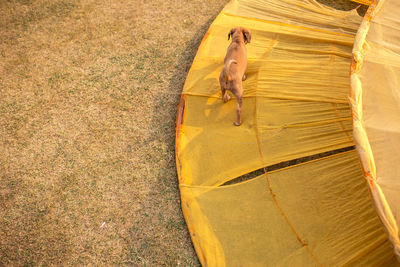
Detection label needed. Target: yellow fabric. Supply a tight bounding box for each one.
[176,0,398,264]
[180,152,397,266]
[351,0,400,259]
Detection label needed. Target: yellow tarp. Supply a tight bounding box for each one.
[351,0,400,259]
[176,0,398,265]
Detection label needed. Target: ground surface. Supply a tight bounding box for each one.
[0,0,365,265]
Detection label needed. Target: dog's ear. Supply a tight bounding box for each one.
[228,28,236,40]
[243,29,251,44]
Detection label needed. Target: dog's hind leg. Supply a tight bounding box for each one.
[234,91,243,126]
[222,87,231,103]
[219,78,231,103]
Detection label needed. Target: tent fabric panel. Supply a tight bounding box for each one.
[177,96,262,186]
[350,0,400,257]
[179,151,397,266]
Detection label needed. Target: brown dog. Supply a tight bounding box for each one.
[219,27,251,126]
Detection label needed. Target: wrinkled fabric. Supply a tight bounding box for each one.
[176,0,398,265]
[351,0,400,260]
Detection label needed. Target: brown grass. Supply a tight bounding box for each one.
[0,0,226,265]
[0,0,366,265]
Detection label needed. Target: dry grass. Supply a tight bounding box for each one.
[0,0,366,265]
[317,0,368,15]
[0,0,226,265]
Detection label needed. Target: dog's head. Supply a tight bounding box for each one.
[228,27,251,44]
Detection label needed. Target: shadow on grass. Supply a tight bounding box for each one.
[146,5,226,266]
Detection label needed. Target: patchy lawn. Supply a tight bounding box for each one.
[0,0,366,265]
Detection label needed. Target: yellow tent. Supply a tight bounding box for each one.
[351,0,400,260]
[176,0,398,265]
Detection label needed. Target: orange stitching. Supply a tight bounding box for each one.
[264,170,323,266]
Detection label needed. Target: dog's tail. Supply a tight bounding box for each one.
[223,59,237,81]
